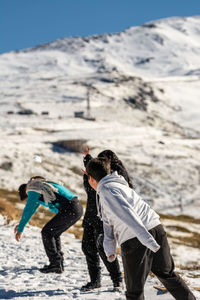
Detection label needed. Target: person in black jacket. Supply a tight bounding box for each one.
[81,148,133,292]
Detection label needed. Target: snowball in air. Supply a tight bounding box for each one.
[33,155,42,163]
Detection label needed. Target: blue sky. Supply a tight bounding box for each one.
[1,0,199,53]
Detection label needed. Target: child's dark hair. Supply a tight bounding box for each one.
[97,149,133,188]
[18,184,27,201]
[86,157,111,182]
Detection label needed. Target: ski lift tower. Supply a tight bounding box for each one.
[85,87,96,121]
[74,83,96,121]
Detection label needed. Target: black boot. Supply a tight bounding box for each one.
[81,281,101,291]
[113,280,123,292]
[39,261,63,274]
[112,274,123,291]
[40,257,64,272]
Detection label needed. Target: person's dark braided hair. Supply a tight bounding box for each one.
[97,150,133,188]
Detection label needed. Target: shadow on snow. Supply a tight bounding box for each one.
[0,289,66,299]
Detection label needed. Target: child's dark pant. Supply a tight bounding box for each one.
[82,225,121,283]
[41,197,83,263]
[121,224,196,300]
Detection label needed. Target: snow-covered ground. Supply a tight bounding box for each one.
[0,216,199,300]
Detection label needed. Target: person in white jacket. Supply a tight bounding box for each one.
[86,157,196,300]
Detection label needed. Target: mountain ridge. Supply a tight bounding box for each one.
[1,16,200,78]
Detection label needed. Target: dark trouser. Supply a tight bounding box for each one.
[82,224,121,283]
[121,224,196,300]
[41,197,83,264]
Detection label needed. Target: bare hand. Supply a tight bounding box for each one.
[82,146,90,157]
[15,232,22,242]
[107,254,116,262]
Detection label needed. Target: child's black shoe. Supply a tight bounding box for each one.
[81,281,101,291]
[39,261,63,274]
[113,280,123,292]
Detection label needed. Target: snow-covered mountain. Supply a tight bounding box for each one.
[0,16,200,216]
[2,16,200,78]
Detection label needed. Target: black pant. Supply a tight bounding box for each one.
[121,224,196,300]
[82,224,121,283]
[41,197,83,263]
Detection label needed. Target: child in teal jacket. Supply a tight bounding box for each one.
[14,176,83,273]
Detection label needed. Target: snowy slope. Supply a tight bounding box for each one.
[0,16,200,215]
[0,216,199,300]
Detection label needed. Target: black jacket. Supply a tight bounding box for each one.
[82,154,103,229]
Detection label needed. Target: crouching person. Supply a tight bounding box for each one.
[86,158,196,300]
[14,176,83,274]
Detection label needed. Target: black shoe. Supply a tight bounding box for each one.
[40,259,64,272]
[113,280,123,291]
[39,262,63,274]
[81,281,101,291]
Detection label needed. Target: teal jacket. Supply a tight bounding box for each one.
[17,182,77,233]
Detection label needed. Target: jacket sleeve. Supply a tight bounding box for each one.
[83,154,93,168]
[101,186,160,253]
[102,216,117,256]
[17,191,40,233]
[83,154,94,193]
[83,174,90,191]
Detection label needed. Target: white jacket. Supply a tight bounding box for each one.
[96,172,161,257]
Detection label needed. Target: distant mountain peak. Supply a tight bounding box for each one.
[1,15,200,79]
